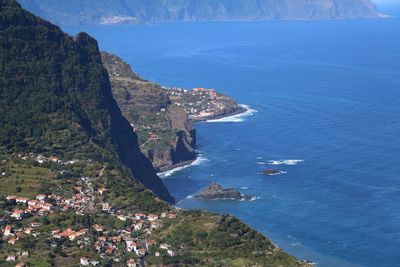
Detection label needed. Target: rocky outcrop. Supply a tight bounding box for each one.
[194,182,253,200]
[101,52,196,172]
[259,169,283,175]
[18,0,384,26]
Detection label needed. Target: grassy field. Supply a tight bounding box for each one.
[0,159,57,198]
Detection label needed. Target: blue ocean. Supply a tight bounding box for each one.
[67,4,400,266]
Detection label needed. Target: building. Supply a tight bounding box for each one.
[167,249,177,257]
[148,214,158,221]
[127,259,138,267]
[90,260,99,266]
[102,203,111,212]
[117,215,127,221]
[168,213,177,219]
[6,255,16,262]
[41,203,53,211]
[11,209,25,220]
[160,243,169,250]
[97,187,107,195]
[15,197,29,204]
[36,194,46,201]
[135,213,145,220]
[80,257,90,266]
[24,228,33,235]
[4,225,13,236]
[93,224,103,232]
[8,237,17,245]
[6,195,17,201]
[136,248,146,257]
[134,222,143,230]
[125,238,137,252]
[150,221,159,229]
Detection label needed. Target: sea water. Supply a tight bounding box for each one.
[66,5,400,266]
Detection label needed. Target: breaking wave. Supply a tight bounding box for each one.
[158,154,209,178]
[205,104,257,123]
[268,159,305,166]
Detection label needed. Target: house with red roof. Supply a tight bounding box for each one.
[148,214,158,222]
[11,209,25,220]
[4,225,13,236]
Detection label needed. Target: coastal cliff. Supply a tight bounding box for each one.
[101,52,246,172]
[18,0,383,26]
[0,1,312,266]
[101,52,197,172]
[0,0,173,204]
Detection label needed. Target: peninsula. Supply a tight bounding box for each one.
[101,52,245,172]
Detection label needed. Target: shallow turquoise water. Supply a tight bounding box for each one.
[67,8,400,266]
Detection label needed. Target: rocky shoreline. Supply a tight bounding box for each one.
[157,159,195,173]
[155,105,249,173]
[102,52,247,173]
[191,105,248,123]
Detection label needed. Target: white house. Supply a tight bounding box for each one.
[6,255,16,262]
[80,257,90,266]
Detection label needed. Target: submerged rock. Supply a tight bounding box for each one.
[194,182,253,201]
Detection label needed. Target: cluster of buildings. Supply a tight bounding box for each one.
[166,87,237,121]
[1,168,179,266]
[5,251,29,267]
[16,153,79,165]
[6,194,55,220]
[1,222,41,267]
[99,16,139,25]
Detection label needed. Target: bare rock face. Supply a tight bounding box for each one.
[101,52,196,172]
[194,182,253,200]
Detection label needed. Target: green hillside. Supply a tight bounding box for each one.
[0,0,173,204]
[0,1,310,266]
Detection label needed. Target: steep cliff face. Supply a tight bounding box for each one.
[0,0,174,203]
[101,52,196,172]
[18,0,383,26]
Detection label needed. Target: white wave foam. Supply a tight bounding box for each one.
[268,159,304,166]
[158,154,208,178]
[248,196,260,201]
[205,104,257,123]
[257,162,266,165]
[240,186,249,190]
[267,170,287,176]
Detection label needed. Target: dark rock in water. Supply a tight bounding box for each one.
[194,182,253,201]
[259,169,283,175]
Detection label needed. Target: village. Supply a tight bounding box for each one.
[0,154,179,267]
[164,87,245,122]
